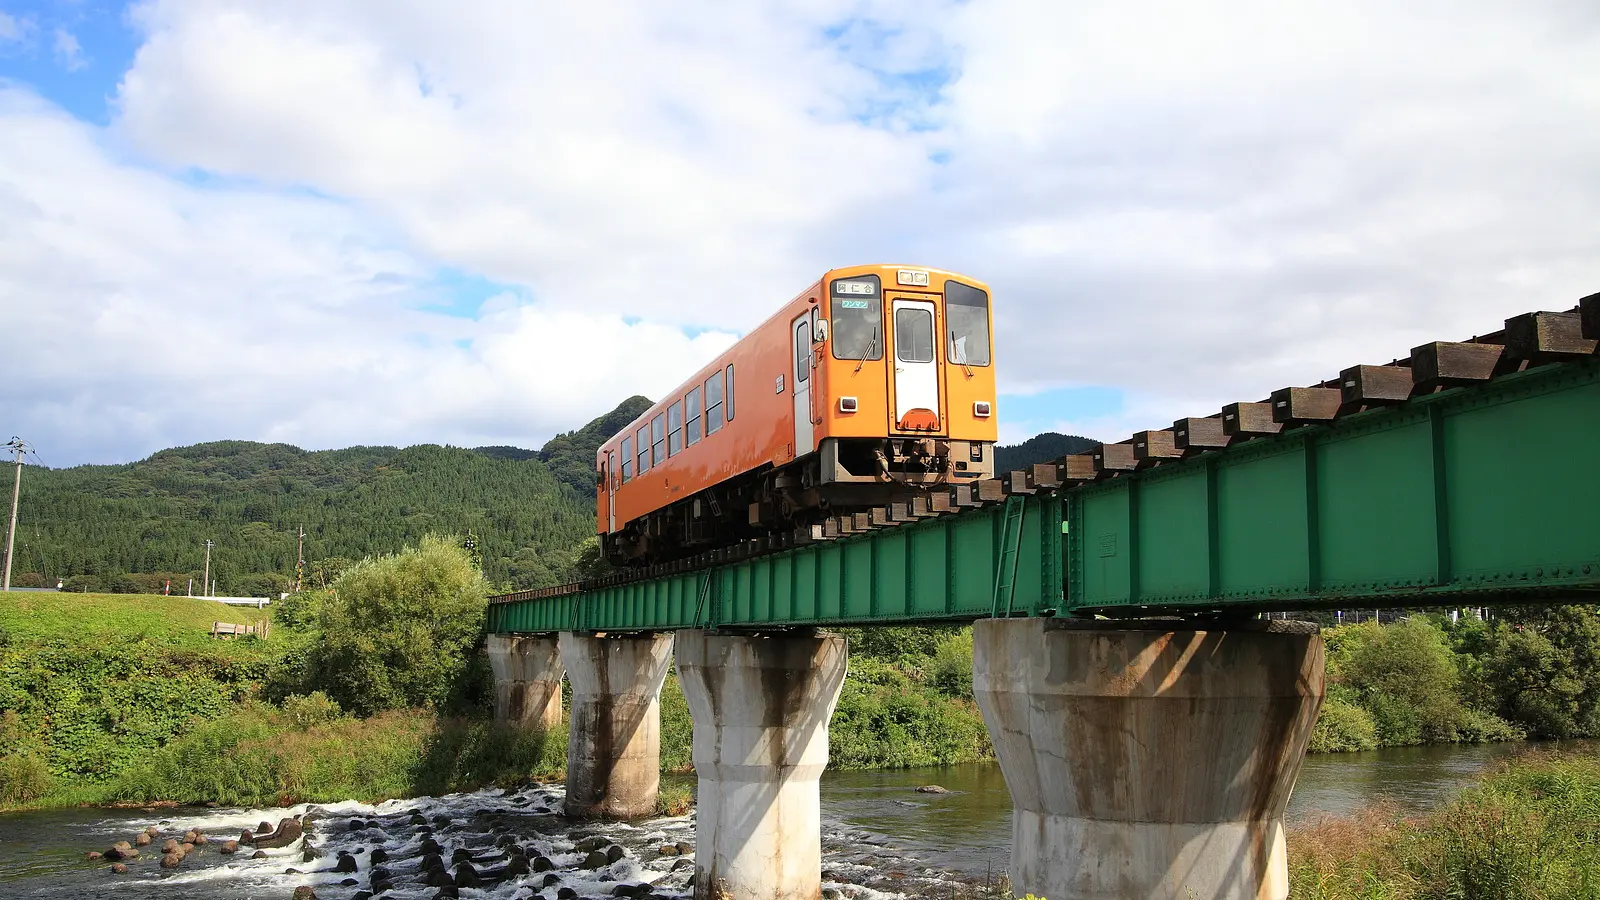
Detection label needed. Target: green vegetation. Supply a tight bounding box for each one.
[994,431,1098,472]
[0,590,266,643]
[0,592,282,807]
[0,536,558,810]
[1289,747,1600,899]
[825,626,992,768]
[7,397,650,595]
[104,705,565,808]
[1310,608,1600,753]
[300,535,491,715]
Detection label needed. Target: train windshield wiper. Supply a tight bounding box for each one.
[855,326,878,373]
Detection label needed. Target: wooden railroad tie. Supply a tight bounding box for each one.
[1582,292,1600,341]
[1504,311,1597,363]
[1091,442,1137,475]
[1410,341,1502,388]
[1132,430,1182,466]
[1059,454,1098,482]
[1340,364,1414,407]
[1173,416,1231,454]
[1270,387,1342,426]
[1222,401,1282,438]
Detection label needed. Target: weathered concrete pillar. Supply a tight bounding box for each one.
[676,629,847,900]
[558,631,674,818]
[973,618,1324,900]
[484,634,564,729]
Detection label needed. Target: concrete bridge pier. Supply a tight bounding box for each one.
[676,629,848,900]
[484,634,564,729]
[558,631,674,818]
[973,618,1324,900]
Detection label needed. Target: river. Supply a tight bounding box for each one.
[0,742,1549,899]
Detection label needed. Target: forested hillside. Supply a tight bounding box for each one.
[995,431,1099,471]
[6,399,648,594]
[7,402,1090,596]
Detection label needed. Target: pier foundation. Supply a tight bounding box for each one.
[558,631,674,818]
[972,618,1324,900]
[484,634,564,729]
[677,629,847,900]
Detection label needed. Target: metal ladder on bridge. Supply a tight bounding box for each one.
[990,495,1026,618]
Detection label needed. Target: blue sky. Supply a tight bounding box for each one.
[2,0,1596,466]
[0,0,133,121]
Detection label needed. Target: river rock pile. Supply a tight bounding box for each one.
[75,783,978,898]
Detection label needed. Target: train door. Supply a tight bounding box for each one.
[792,311,815,455]
[606,450,617,531]
[889,295,941,431]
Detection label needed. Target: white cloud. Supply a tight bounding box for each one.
[112,0,945,328]
[0,9,30,44]
[3,0,1599,466]
[52,27,84,70]
[0,86,736,465]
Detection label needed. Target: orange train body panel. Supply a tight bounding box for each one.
[595,264,998,549]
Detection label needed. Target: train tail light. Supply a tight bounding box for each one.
[839,397,858,413]
[974,401,992,417]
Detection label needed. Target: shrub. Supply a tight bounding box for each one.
[272,588,331,631]
[1309,697,1379,753]
[930,629,975,697]
[0,752,53,805]
[308,535,490,715]
[280,692,343,729]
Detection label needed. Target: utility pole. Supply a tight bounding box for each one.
[3,437,29,593]
[203,540,214,598]
[295,525,305,592]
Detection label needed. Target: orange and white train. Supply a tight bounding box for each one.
[596,264,998,564]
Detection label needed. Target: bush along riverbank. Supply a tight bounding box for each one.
[1289,746,1600,899]
[1308,607,1600,753]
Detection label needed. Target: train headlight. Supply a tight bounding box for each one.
[973,401,992,417]
[839,397,858,413]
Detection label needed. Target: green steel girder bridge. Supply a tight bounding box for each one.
[485,294,1600,900]
[490,297,1600,634]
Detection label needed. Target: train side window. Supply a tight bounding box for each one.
[726,364,736,421]
[651,414,665,466]
[636,426,650,474]
[668,401,684,456]
[621,437,633,482]
[706,370,724,435]
[945,281,992,366]
[686,387,703,446]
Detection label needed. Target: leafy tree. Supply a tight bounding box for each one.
[1482,606,1600,738]
[307,535,489,716]
[1340,619,1465,744]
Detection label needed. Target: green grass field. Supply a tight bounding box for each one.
[0,591,270,645]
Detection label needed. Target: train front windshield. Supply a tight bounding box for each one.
[946,281,991,366]
[831,276,885,361]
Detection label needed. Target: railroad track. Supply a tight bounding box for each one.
[492,293,1600,605]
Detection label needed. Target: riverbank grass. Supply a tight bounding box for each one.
[0,591,269,645]
[1290,748,1600,899]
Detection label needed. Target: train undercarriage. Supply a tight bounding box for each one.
[602,437,994,566]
